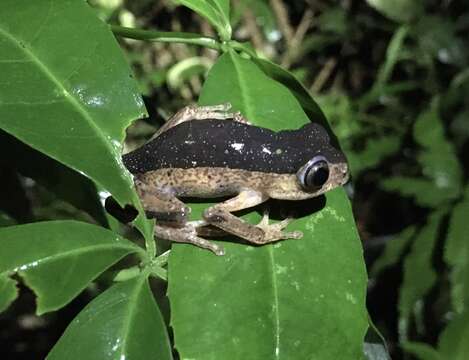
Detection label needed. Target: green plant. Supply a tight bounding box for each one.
[0,1,370,359]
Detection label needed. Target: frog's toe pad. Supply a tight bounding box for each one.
[255,217,303,242]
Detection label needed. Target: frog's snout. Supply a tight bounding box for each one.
[335,162,350,185]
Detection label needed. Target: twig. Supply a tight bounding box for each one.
[310,57,337,93]
[281,9,314,68]
[270,0,294,43]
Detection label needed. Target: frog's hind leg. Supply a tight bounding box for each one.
[151,103,251,139]
[154,223,225,256]
[203,189,268,244]
[203,190,303,245]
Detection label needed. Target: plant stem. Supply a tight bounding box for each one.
[110,25,222,51]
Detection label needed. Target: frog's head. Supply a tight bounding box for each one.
[294,122,349,197]
[296,154,349,196]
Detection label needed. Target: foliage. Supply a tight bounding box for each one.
[0,1,371,359]
[1,0,468,358]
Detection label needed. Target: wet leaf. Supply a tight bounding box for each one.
[0,221,143,314]
[0,0,153,243]
[47,276,172,360]
[168,51,368,359]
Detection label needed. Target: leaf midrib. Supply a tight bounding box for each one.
[1,243,139,275]
[230,51,281,359]
[0,24,120,161]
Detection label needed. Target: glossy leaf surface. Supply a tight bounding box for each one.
[0,221,143,314]
[174,0,231,40]
[47,276,172,360]
[0,0,153,241]
[168,51,368,359]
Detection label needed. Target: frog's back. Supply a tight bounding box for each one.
[123,119,340,174]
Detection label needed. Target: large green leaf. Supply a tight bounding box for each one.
[0,0,153,242]
[168,51,368,359]
[0,221,143,314]
[173,0,231,40]
[445,185,469,314]
[47,276,172,360]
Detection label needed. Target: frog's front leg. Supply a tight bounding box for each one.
[135,178,225,255]
[203,190,303,245]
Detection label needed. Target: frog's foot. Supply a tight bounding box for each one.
[154,223,225,256]
[254,210,303,243]
[189,103,251,125]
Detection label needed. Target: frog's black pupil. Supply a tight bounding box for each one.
[306,160,329,188]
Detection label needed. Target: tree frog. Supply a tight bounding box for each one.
[123,104,349,255]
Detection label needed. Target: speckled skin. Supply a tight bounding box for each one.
[135,166,347,200]
[124,104,349,255]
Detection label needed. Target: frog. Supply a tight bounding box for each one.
[123,103,349,256]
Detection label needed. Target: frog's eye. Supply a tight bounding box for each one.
[297,155,330,190]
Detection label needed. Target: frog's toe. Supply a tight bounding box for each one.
[233,111,252,125]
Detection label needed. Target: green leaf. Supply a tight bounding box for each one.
[403,342,442,360]
[0,274,17,313]
[0,211,16,227]
[398,211,445,340]
[415,16,467,66]
[366,0,424,23]
[174,0,231,40]
[167,56,211,90]
[253,58,327,124]
[0,221,143,314]
[363,343,391,360]
[382,177,454,208]
[348,135,401,177]
[371,25,409,94]
[445,185,469,314]
[47,276,172,360]
[168,51,368,359]
[438,311,469,360]
[413,102,462,200]
[370,226,416,277]
[0,0,153,244]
